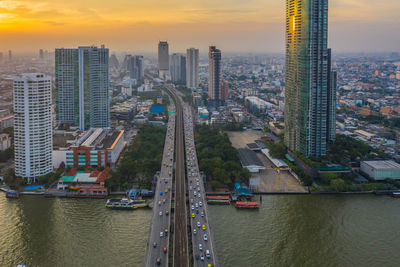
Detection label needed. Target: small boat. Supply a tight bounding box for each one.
[105,198,148,210]
[392,192,400,198]
[6,190,20,199]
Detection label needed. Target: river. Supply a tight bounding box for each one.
[0,194,399,267]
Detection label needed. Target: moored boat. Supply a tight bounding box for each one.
[105,198,148,210]
[392,192,400,198]
[234,201,260,209]
[6,190,20,199]
[206,195,231,205]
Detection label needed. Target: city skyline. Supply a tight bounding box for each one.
[0,0,399,53]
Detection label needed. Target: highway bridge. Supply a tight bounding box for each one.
[145,84,217,267]
[145,99,175,267]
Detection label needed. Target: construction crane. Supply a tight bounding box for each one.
[265,166,290,190]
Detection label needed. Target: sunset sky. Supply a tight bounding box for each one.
[0,0,399,53]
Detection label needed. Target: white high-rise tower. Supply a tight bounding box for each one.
[13,73,53,183]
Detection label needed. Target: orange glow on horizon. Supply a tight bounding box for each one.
[0,0,398,52]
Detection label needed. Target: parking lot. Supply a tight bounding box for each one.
[228,130,307,193]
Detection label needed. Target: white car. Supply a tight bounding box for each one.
[158,201,161,206]
[199,202,202,207]
[197,221,201,228]
[160,232,163,237]
[203,234,208,241]
[199,244,203,251]
[193,229,197,235]
[206,250,211,258]
[159,211,162,216]
[195,203,198,208]
[191,205,194,210]
[201,212,204,217]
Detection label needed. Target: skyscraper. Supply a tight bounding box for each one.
[221,80,229,101]
[327,48,337,142]
[208,46,222,107]
[186,48,199,90]
[109,54,120,69]
[8,50,12,61]
[170,53,186,84]
[55,45,110,130]
[39,49,44,60]
[284,0,335,157]
[158,41,169,79]
[128,55,144,82]
[13,73,53,183]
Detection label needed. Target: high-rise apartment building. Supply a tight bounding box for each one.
[208,46,222,107]
[170,53,186,84]
[186,48,199,90]
[109,54,120,69]
[128,55,144,82]
[221,80,229,101]
[284,0,336,157]
[55,45,110,130]
[158,41,169,79]
[13,74,53,183]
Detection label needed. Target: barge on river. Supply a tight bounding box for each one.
[206,195,231,205]
[105,198,149,210]
[235,201,260,209]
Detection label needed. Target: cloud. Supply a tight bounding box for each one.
[42,20,64,26]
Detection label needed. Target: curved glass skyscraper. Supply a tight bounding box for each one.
[284,0,336,158]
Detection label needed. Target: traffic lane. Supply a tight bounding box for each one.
[149,160,173,260]
[187,168,215,258]
[150,187,170,264]
[147,108,175,265]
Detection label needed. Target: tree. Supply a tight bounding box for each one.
[320,172,338,184]
[3,168,16,185]
[2,127,14,137]
[330,178,347,192]
[38,170,63,187]
[238,168,251,183]
[213,168,229,183]
[3,168,25,189]
[268,142,286,158]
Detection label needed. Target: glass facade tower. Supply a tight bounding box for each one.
[208,46,222,107]
[284,0,335,158]
[55,45,109,130]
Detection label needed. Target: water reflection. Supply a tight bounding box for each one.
[0,196,152,267]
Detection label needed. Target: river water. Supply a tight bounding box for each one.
[0,194,399,267]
